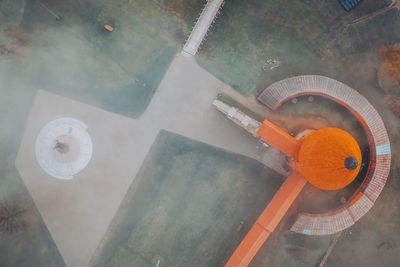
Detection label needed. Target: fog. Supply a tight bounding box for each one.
[0,1,140,265]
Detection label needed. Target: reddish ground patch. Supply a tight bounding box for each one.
[267,113,331,135]
[0,44,14,55]
[4,28,30,47]
[378,45,400,117]
[379,45,400,85]
[0,28,30,57]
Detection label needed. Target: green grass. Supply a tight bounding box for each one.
[197,0,400,97]
[29,24,177,118]
[197,0,336,96]
[92,130,284,267]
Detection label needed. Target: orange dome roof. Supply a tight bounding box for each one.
[298,127,362,191]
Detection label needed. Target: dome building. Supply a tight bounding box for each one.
[296,127,362,191]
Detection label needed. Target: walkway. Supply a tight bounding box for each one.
[182,0,224,56]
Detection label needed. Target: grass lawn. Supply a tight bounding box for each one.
[197,0,336,96]
[197,0,399,97]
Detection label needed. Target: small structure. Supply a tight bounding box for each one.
[339,0,362,11]
[212,100,262,137]
[104,25,114,32]
[35,118,93,180]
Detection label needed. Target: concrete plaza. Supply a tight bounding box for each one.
[15,54,287,266]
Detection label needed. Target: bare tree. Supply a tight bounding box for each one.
[0,200,27,234]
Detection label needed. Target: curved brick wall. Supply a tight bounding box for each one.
[258,75,391,235]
